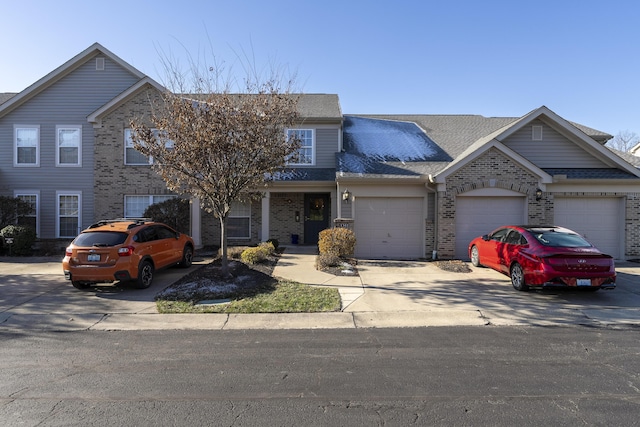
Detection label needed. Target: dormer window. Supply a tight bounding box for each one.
[286,129,314,165]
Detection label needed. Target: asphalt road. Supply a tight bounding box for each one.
[2,326,639,426]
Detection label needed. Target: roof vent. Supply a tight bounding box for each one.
[532,125,543,141]
[96,57,105,71]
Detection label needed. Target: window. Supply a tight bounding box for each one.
[14,126,39,166]
[124,128,174,165]
[490,228,510,242]
[15,192,38,234]
[124,129,151,165]
[56,126,82,166]
[57,192,81,238]
[228,201,250,239]
[286,129,314,165]
[124,195,175,218]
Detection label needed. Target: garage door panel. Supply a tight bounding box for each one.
[355,197,423,259]
[455,196,526,260]
[554,197,621,259]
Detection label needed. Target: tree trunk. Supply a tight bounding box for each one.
[219,215,230,278]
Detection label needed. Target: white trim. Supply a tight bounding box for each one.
[55,125,82,167]
[13,125,40,167]
[56,191,82,238]
[261,192,270,242]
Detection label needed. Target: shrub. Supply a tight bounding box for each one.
[318,228,356,257]
[315,253,342,271]
[240,242,276,264]
[1,225,37,256]
[241,246,266,264]
[266,238,279,251]
[0,196,34,229]
[143,198,190,234]
[259,241,276,256]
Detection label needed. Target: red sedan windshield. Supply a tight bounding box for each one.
[528,228,592,248]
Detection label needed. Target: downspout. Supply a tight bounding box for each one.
[428,175,438,260]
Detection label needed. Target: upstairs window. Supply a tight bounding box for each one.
[56,126,82,166]
[286,129,314,165]
[14,126,39,166]
[124,128,151,165]
[124,128,174,165]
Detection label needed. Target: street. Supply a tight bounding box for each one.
[2,326,639,426]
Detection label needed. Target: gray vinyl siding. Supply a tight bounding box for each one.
[503,119,608,168]
[314,127,340,168]
[0,54,140,239]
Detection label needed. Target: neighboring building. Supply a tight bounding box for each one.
[2,43,640,260]
[0,43,146,242]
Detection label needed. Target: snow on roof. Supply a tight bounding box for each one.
[343,116,438,162]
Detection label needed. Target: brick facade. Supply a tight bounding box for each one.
[93,88,173,220]
[437,148,547,259]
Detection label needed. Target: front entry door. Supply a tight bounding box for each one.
[304,193,330,244]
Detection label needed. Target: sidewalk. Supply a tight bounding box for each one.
[2,248,639,331]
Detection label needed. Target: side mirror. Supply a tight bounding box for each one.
[175,232,181,239]
[482,234,490,241]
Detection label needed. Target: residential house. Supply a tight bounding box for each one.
[2,43,640,261]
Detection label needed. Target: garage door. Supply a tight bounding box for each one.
[354,197,423,259]
[455,196,526,260]
[554,197,622,259]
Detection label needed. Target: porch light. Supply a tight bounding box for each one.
[535,188,543,201]
[342,189,351,202]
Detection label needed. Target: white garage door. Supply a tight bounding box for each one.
[354,197,423,259]
[554,197,622,259]
[455,196,526,260]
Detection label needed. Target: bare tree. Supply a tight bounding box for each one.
[606,130,640,152]
[130,66,300,276]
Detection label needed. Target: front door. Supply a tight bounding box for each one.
[304,193,330,244]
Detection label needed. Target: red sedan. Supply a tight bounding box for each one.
[468,225,616,292]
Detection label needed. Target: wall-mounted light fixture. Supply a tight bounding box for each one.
[342,189,351,202]
[295,211,300,222]
[535,188,543,201]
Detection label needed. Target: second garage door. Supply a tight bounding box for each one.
[354,197,424,259]
[455,196,526,260]
[554,197,622,259]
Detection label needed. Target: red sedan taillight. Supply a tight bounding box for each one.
[118,246,135,257]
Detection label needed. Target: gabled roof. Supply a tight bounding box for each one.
[296,94,342,123]
[0,93,17,105]
[0,42,146,118]
[435,106,640,181]
[339,107,638,182]
[88,76,164,127]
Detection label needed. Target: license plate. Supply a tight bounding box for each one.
[577,279,591,287]
[87,254,100,262]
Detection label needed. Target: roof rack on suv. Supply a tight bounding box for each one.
[87,218,153,229]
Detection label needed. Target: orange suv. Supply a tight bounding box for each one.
[63,219,195,289]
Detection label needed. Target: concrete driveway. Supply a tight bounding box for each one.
[1,253,639,330]
[349,259,640,327]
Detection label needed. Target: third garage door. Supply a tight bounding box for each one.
[554,197,622,259]
[354,197,423,259]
